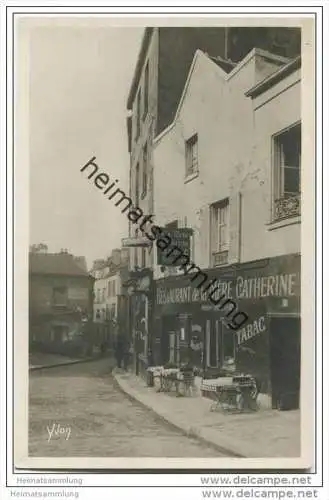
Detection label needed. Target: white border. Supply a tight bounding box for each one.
[1,2,326,496]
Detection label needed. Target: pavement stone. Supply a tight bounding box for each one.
[29,359,224,457]
[113,370,301,458]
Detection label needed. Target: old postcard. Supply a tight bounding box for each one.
[12,14,315,471]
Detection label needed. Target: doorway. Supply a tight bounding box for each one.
[269,316,301,410]
[161,316,177,365]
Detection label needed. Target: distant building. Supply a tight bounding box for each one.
[29,250,94,354]
[91,248,129,348]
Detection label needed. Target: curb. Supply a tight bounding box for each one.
[112,370,245,458]
[29,355,111,372]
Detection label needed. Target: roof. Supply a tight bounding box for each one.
[29,252,91,277]
[206,54,236,73]
[153,47,289,146]
[127,28,154,110]
[245,55,301,98]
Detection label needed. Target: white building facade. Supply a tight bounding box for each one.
[93,269,121,324]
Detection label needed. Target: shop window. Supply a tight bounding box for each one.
[205,320,218,368]
[169,331,176,364]
[221,323,235,366]
[273,123,301,221]
[211,199,229,266]
[185,134,198,177]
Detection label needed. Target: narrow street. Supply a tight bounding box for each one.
[29,358,224,457]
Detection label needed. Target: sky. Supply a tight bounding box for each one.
[28,21,143,268]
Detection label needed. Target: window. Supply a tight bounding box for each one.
[136,89,141,139]
[273,123,301,221]
[185,134,198,177]
[111,304,116,319]
[53,286,67,306]
[135,162,140,204]
[211,199,229,266]
[221,323,235,366]
[274,123,301,198]
[141,143,148,198]
[108,281,114,298]
[143,62,149,120]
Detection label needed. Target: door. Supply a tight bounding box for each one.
[206,319,220,368]
[269,317,301,409]
[161,316,176,365]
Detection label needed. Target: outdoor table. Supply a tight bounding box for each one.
[160,369,180,393]
[201,375,258,413]
[146,366,164,388]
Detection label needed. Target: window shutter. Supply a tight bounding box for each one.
[197,205,210,269]
[228,192,241,264]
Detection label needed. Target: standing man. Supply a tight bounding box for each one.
[115,334,124,369]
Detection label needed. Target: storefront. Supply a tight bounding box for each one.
[124,268,154,376]
[153,253,301,409]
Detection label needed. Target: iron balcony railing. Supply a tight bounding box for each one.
[274,194,301,221]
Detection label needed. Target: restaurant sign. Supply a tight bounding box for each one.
[156,272,299,306]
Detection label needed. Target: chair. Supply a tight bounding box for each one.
[210,385,239,412]
[178,369,195,397]
[235,376,260,411]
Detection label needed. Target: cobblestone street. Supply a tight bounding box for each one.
[29,359,224,457]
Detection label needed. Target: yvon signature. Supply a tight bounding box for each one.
[47,422,71,442]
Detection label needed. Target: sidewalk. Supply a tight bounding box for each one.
[113,370,300,458]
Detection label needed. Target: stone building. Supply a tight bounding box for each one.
[124,26,301,385]
[151,48,301,410]
[29,250,94,355]
[91,248,129,350]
